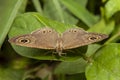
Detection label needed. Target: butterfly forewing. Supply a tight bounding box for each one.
[62,28,108,49]
[9,28,59,49]
[62,28,87,49]
[32,28,60,49]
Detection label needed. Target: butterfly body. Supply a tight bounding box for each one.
[9,27,108,56]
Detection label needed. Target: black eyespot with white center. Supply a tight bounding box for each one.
[89,36,99,41]
[18,38,30,43]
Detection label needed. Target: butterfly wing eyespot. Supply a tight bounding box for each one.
[73,29,77,32]
[74,30,77,32]
[19,39,30,43]
[18,38,31,44]
[68,29,78,33]
[48,30,52,32]
[42,30,52,34]
[88,36,98,40]
[42,30,46,33]
[14,36,34,44]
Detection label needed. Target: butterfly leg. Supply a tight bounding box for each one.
[58,52,67,56]
[52,51,66,56]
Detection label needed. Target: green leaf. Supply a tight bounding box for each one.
[85,44,101,57]
[74,0,88,7]
[8,13,83,61]
[18,0,27,13]
[32,0,43,14]
[0,0,24,47]
[105,0,120,18]
[0,67,24,80]
[60,0,98,27]
[32,13,78,33]
[88,19,114,34]
[54,58,87,74]
[66,73,86,80]
[86,43,120,80]
[105,24,120,44]
[43,0,78,24]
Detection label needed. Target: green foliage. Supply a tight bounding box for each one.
[86,43,120,80]
[0,0,120,80]
[0,0,25,47]
[0,68,25,80]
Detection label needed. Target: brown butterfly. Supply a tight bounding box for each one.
[9,27,108,56]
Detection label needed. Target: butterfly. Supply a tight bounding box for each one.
[9,27,108,56]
